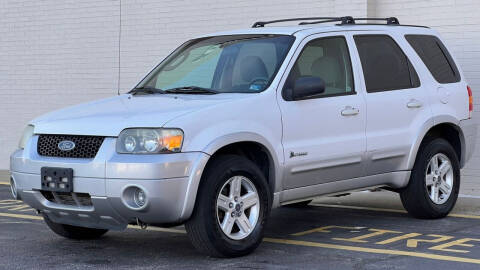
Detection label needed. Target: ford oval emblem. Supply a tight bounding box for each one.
[58,140,76,151]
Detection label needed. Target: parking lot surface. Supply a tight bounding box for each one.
[1,182,480,270]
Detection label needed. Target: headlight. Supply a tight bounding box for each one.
[18,125,35,149]
[116,128,183,154]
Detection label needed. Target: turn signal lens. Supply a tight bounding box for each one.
[467,86,473,118]
[160,132,183,152]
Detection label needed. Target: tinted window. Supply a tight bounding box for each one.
[406,35,460,84]
[283,36,354,99]
[354,35,420,93]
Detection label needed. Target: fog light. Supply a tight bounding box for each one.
[10,177,18,199]
[122,186,148,210]
[134,189,146,207]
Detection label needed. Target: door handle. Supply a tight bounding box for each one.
[407,99,423,108]
[341,106,359,116]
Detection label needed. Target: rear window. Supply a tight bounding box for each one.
[405,35,460,84]
[354,35,420,93]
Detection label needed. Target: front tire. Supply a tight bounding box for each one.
[43,215,108,240]
[400,138,460,219]
[185,155,271,257]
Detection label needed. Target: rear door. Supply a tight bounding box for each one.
[352,33,433,175]
[405,34,468,121]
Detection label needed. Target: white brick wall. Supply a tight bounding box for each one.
[1,0,479,194]
[0,0,120,169]
[0,0,367,170]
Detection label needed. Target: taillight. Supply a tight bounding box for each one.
[467,85,473,118]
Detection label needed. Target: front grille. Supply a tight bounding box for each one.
[41,191,93,207]
[37,135,105,158]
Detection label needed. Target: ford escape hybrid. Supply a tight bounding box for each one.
[10,16,477,257]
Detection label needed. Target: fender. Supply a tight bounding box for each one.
[406,115,464,170]
[179,132,284,221]
[202,131,284,193]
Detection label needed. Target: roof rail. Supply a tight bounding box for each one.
[252,16,353,28]
[251,16,400,28]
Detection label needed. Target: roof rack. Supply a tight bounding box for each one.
[251,16,400,28]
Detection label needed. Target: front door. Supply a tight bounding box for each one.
[278,34,367,190]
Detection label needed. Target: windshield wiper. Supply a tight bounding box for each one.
[129,86,165,95]
[164,86,218,95]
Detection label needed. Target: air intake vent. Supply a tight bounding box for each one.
[37,135,105,158]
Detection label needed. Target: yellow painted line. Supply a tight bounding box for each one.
[449,213,480,220]
[0,212,43,220]
[263,238,480,265]
[311,203,480,220]
[0,182,9,186]
[2,211,480,265]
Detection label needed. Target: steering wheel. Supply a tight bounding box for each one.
[248,77,269,91]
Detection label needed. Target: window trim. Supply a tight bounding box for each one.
[282,35,356,101]
[405,34,461,84]
[353,34,421,93]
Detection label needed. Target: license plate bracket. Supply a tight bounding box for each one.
[41,167,73,192]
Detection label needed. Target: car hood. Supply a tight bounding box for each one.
[32,93,243,136]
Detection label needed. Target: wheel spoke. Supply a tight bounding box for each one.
[439,181,451,195]
[221,214,235,235]
[430,185,439,203]
[241,192,259,209]
[438,161,451,177]
[425,174,434,186]
[217,194,230,211]
[236,214,252,234]
[230,177,242,198]
[432,156,438,171]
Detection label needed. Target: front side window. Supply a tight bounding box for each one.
[405,35,460,84]
[354,35,420,93]
[283,36,355,99]
[138,35,295,93]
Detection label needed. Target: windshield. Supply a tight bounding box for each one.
[137,34,295,93]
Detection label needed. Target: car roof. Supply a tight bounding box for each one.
[198,24,438,40]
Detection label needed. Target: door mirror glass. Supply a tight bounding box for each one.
[292,76,325,100]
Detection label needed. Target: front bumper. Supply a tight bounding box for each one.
[10,136,209,230]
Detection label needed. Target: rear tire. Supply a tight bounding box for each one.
[43,215,108,240]
[400,138,460,219]
[185,155,271,257]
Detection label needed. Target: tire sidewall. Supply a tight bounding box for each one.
[413,138,460,215]
[198,156,271,256]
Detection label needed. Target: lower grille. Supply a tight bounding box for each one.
[37,134,105,159]
[41,191,93,207]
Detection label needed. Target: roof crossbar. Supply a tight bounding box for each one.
[251,16,400,28]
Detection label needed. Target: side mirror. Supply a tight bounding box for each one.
[291,76,325,101]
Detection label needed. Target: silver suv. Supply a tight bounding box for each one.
[10,16,476,257]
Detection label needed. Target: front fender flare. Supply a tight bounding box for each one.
[179,132,283,221]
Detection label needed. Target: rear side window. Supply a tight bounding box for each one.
[354,35,420,93]
[405,35,460,84]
